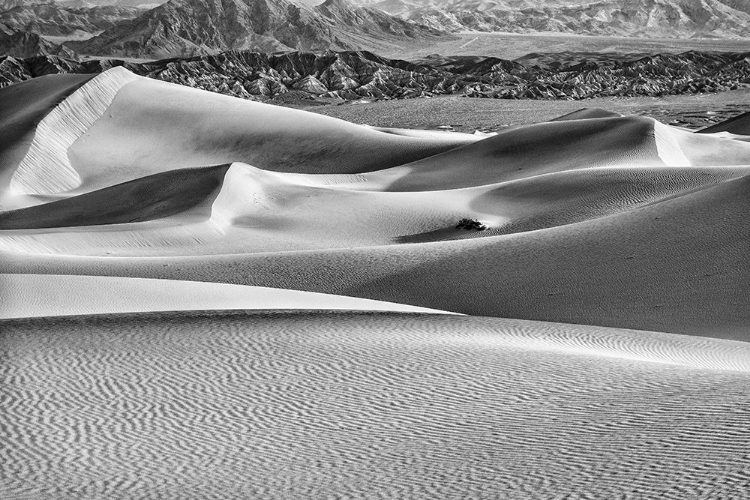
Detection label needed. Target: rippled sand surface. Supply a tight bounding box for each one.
[3,311,750,500]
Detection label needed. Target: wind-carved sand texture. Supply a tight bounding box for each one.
[9,67,138,196]
[2,68,750,499]
[3,312,750,499]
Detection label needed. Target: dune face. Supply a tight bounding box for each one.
[2,68,750,334]
[2,69,750,498]
[0,72,93,200]
[10,67,137,196]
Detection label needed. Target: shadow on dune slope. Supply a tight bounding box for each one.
[0,74,93,191]
[698,111,750,135]
[374,116,666,192]
[0,165,230,229]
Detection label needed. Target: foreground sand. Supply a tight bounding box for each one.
[3,311,750,499]
[2,68,750,498]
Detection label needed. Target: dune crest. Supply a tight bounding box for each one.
[9,67,137,196]
[653,120,692,167]
[0,274,454,319]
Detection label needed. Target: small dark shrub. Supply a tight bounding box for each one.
[456,218,487,231]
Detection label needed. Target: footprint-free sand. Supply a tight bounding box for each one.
[2,68,749,499]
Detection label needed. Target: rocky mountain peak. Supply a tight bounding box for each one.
[0,30,78,58]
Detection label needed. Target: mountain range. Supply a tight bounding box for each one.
[0,0,449,59]
[2,49,748,101]
[371,0,750,38]
[2,0,750,60]
[0,1,142,37]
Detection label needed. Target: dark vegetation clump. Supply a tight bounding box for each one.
[456,218,487,231]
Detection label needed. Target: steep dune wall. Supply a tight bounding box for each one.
[9,67,137,196]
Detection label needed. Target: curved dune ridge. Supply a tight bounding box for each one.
[9,67,138,197]
[548,107,624,121]
[0,73,94,199]
[2,311,750,499]
[0,274,453,318]
[57,69,478,197]
[2,162,749,256]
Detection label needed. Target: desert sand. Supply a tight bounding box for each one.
[2,67,750,499]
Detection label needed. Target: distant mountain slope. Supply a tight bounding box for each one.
[67,0,450,59]
[0,2,142,37]
[0,30,77,58]
[2,49,749,102]
[369,0,750,38]
[0,0,50,10]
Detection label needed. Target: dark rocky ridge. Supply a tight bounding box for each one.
[0,2,143,37]
[0,30,77,58]
[2,49,749,101]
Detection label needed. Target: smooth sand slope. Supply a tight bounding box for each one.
[3,311,750,499]
[0,274,452,319]
[2,71,750,499]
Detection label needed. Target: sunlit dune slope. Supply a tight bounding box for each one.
[0,274,451,319]
[2,70,750,338]
[0,68,479,207]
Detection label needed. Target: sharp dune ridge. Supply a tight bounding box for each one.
[2,67,750,498]
[0,73,93,201]
[0,274,454,318]
[9,67,137,196]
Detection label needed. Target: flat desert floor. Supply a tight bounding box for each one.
[383,31,750,60]
[2,68,750,499]
[305,88,750,132]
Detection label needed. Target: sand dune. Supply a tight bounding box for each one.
[363,115,750,192]
[0,274,451,319]
[2,69,750,499]
[0,165,230,229]
[3,311,750,499]
[10,68,138,197]
[698,110,750,135]
[0,73,94,207]
[549,107,624,121]
[2,162,748,256]
[3,68,476,206]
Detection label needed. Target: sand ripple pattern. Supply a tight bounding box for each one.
[2,311,750,500]
[10,67,137,196]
